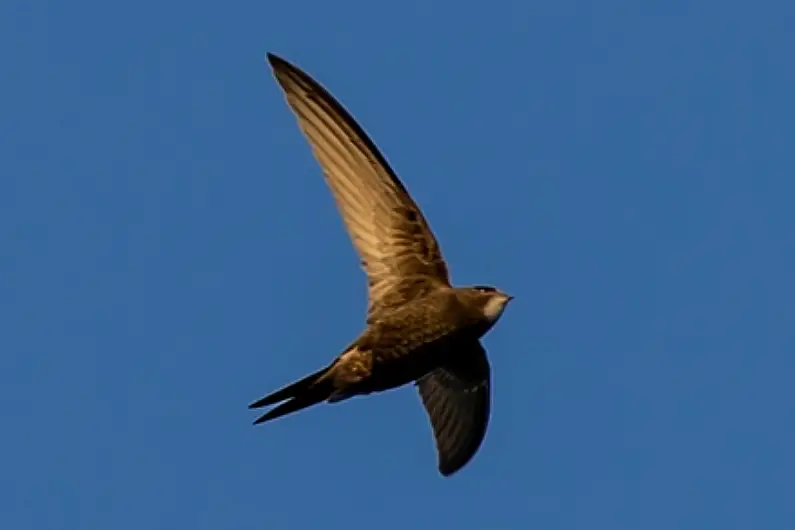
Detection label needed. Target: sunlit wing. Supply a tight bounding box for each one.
[416,340,491,476]
[267,53,450,320]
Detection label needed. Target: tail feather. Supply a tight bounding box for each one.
[249,365,335,425]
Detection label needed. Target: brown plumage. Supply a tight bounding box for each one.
[249,53,513,477]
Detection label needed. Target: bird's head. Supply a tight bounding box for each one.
[467,285,514,324]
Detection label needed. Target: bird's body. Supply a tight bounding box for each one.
[250,53,513,476]
[252,289,504,420]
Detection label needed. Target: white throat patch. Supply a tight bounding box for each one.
[483,296,508,323]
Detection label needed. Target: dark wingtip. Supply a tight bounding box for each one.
[438,465,458,477]
[265,52,288,69]
[265,52,302,90]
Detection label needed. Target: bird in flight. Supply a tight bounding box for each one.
[250,53,513,477]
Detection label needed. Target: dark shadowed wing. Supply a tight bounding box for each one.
[267,54,450,321]
[417,340,491,476]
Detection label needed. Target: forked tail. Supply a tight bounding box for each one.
[248,365,336,424]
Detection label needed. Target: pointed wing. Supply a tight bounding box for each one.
[266,54,450,320]
[417,340,491,476]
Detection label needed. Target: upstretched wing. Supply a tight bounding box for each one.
[417,340,491,476]
[267,53,451,321]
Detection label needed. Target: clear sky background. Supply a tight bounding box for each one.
[2,1,794,528]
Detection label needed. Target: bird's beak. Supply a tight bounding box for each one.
[505,294,514,302]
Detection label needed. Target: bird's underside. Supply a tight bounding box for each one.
[250,289,495,476]
[251,290,483,411]
[249,330,492,477]
[249,52,510,477]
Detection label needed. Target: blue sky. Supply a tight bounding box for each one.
[2,0,794,528]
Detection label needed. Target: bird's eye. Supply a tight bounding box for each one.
[473,285,496,293]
